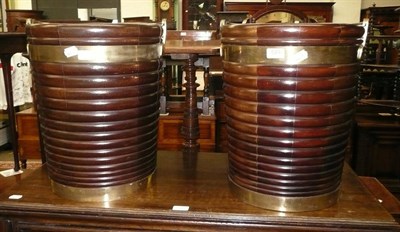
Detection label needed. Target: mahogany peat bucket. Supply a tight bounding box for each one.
[26,22,163,202]
[221,23,364,212]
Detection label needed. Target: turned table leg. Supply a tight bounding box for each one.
[181,53,200,154]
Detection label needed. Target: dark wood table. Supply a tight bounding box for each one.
[0,151,399,231]
[0,32,27,172]
[163,39,220,154]
[352,103,400,200]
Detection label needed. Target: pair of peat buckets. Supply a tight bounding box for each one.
[26,21,364,212]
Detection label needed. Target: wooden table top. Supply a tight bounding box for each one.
[163,39,221,56]
[0,32,27,54]
[0,151,399,231]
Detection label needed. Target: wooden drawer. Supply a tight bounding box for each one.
[16,108,39,138]
[16,108,41,164]
[18,138,40,160]
[158,114,216,151]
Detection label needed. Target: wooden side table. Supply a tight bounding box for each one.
[163,38,220,154]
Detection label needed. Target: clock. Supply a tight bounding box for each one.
[155,0,175,29]
[160,0,170,11]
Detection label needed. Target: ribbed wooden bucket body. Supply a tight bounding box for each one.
[221,23,364,212]
[26,22,163,202]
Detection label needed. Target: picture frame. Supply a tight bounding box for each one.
[182,0,223,30]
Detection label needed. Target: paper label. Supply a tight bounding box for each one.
[0,169,23,177]
[64,46,79,58]
[172,205,190,211]
[9,194,23,200]
[266,48,285,59]
[287,49,308,64]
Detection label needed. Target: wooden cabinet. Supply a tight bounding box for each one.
[224,2,335,23]
[352,104,400,199]
[358,5,400,101]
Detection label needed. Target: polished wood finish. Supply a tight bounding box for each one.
[158,114,215,151]
[221,23,364,211]
[26,22,163,189]
[0,32,27,172]
[224,2,334,23]
[0,151,399,231]
[163,38,220,153]
[360,176,400,223]
[16,108,218,163]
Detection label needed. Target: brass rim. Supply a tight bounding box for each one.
[222,45,359,65]
[51,174,153,202]
[28,44,162,63]
[229,176,340,212]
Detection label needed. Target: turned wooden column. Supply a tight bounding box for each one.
[163,38,220,154]
[181,53,200,153]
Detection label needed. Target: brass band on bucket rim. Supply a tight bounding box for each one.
[229,177,340,212]
[222,45,360,65]
[28,44,163,63]
[50,174,153,202]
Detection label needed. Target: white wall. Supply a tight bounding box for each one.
[120,0,154,22]
[362,0,400,8]
[9,0,31,9]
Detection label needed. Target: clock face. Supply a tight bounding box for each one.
[160,0,170,11]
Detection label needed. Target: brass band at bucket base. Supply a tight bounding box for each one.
[28,44,162,63]
[50,174,153,202]
[229,177,340,212]
[222,45,359,65]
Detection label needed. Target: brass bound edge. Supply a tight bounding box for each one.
[28,44,163,63]
[229,177,340,212]
[222,45,359,65]
[50,174,153,202]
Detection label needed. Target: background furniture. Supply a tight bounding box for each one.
[182,0,223,30]
[224,2,335,23]
[15,108,40,169]
[353,103,400,200]
[352,5,400,200]
[0,32,27,171]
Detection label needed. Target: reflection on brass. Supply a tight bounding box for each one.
[51,174,153,202]
[28,44,162,63]
[229,177,339,212]
[223,45,359,65]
